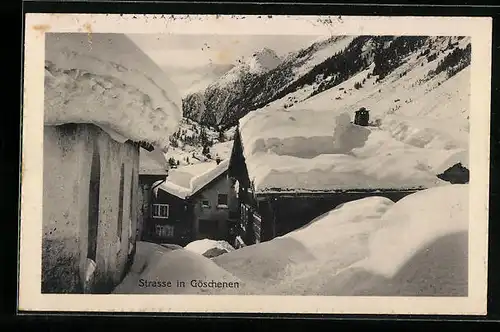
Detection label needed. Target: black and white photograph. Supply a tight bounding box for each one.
[20,14,491,314]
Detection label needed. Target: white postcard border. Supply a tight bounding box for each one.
[20,13,492,315]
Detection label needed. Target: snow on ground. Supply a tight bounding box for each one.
[295,45,470,150]
[185,239,235,257]
[157,158,229,199]
[116,185,467,295]
[113,241,242,294]
[211,141,234,160]
[44,33,182,151]
[238,40,470,193]
[246,48,282,73]
[357,184,468,278]
[212,184,468,296]
[291,36,356,78]
[165,117,234,166]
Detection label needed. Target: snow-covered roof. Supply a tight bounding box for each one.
[44,33,182,151]
[238,109,466,194]
[157,158,230,199]
[139,148,168,175]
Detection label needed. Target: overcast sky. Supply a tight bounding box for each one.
[127,34,321,95]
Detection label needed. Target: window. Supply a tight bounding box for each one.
[155,224,174,238]
[87,147,100,262]
[152,204,169,219]
[117,164,125,239]
[217,194,228,208]
[201,200,210,209]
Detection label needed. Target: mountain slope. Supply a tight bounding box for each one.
[235,35,471,193]
[182,36,355,128]
[183,35,470,132]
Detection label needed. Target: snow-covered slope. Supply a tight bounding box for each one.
[237,36,471,193]
[164,117,234,167]
[44,33,182,151]
[246,47,281,73]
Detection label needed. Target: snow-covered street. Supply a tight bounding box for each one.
[113,184,468,296]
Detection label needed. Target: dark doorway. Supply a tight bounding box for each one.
[198,219,219,237]
[87,147,101,262]
[117,164,125,240]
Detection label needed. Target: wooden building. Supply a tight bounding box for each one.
[144,159,234,246]
[228,127,428,248]
[41,33,181,294]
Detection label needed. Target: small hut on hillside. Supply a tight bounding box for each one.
[354,107,370,126]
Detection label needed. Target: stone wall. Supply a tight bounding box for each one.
[42,123,139,293]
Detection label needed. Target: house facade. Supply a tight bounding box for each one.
[41,33,182,294]
[137,148,169,241]
[146,160,233,246]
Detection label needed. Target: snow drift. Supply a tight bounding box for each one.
[113,241,242,294]
[44,33,182,151]
[358,184,469,278]
[212,184,468,296]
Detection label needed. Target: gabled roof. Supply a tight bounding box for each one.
[157,159,230,200]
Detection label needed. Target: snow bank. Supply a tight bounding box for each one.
[284,196,394,259]
[357,184,469,279]
[158,158,229,199]
[113,243,242,294]
[44,33,182,150]
[239,110,456,193]
[185,239,235,257]
[292,36,356,78]
[213,184,468,295]
[112,241,180,293]
[213,197,394,294]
